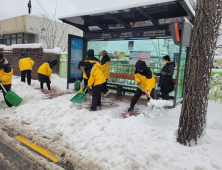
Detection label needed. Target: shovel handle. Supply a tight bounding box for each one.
[73,67,78,80]
[83,88,87,93]
[0,83,6,93]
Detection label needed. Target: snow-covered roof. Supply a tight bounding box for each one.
[0,14,63,24]
[11,43,43,49]
[43,47,62,54]
[59,0,195,20]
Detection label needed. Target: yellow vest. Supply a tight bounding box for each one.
[83,60,99,79]
[88,63,106,87]
[38,63,52,77]
[100,61,110,79]
[134,73,155,92]
[19,58,34,71]
[0,68,13,85]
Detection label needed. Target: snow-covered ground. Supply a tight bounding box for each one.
[0,74,222,170]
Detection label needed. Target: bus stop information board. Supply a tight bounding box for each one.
[129,51,151,65]
[70,37,83,78]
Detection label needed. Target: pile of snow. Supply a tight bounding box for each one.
[43,47,62,54]
[0,75,222,170]
[149,99,173,108]
[11,43,43,49]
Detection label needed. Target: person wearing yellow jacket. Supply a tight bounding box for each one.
[128,60,155,112]
[100,50,111,97]
[78,61,106,111]
[37,60,57,93]
[19,53,34,85]
[0,53,13,107]
[82,49,99,92]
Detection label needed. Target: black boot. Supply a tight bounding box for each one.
[128,107,134,112]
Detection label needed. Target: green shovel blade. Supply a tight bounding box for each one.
[5,91,23,107]
[70,92,87,104]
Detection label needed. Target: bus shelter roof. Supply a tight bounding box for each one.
[59,0,195,32]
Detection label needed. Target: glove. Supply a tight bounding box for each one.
[86,86,92,91]
[0,79,2,83]
[145,91,150,98]
[160,71,167,75]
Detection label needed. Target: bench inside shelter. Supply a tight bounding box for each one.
[107,73,176,99]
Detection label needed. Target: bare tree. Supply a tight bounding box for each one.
[177,0,222,146]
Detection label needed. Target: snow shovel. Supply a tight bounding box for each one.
[78,81,84,93]
[71,63,80,91]
[137,84,173,108]
[0,83,23,107]
[70,89,87,104]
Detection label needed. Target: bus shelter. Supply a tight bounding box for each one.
[59,0,195,107]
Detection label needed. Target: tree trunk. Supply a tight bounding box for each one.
[177,0,222,145]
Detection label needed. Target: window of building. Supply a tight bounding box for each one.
[11,38,16,45]
[4,34,10,39]
[11,34,16,38]
[6,39,10,46]
[1,33,33,45]
[29,34,34,43]
[17,38,23,44]
[17,33,23,37]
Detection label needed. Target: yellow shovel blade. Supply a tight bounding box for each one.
[78,87,83,93]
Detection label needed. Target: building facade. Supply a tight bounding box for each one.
[0,15,83,51]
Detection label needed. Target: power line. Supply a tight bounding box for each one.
[35,0,52,19]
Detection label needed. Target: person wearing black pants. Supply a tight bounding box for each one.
[78,61,106,111]
[21,70,32,85]
[37,60,57,93]
[0,53,13,107]
[83,49,99,93]
[154,55,175,100]
[19,53,34,85]
[128,60,156,112]
[91,84,102,110]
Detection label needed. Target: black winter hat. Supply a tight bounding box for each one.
[163,55,171,61]
[51,60,57,66]
[135,60,147,70]
[0,53,3,60]
[87,49,94,57]
[78,61,86,69]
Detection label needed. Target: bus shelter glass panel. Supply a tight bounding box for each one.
[176,47,187,100]
[87,39,182,98]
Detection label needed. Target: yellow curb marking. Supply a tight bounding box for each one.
[15,135,58,162]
